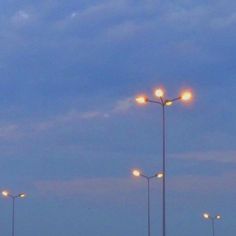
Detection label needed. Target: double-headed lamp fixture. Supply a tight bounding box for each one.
[132,169,163,179]
[203,213,221,220]
[2,190,26,199]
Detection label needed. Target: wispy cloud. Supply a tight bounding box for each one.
[111,97,134,113]
[34,170,236,200]
[72,1,125,20]
[105,21,144,41]
[0,124,21,140]
[169,172,236,194]
[158,1,236,33]
[0,97,135,140]
[164,5,209,28]
[31,110,108,132]
[35,177,138,200]
[30,97,134,132]
[210,13,236,29]
[11,10,30,24]
[171,150,236,164]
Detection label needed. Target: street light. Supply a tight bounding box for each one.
[135,87,193,236]
[203,213,221,236]
[2,190,26,236]
[132,169,163,236]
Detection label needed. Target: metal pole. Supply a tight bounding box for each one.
[147,178,151,236]
[162,104,166,236]
[12,197,15,236]
[211,219,215,236]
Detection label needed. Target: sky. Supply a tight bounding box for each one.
[0,0,236,235]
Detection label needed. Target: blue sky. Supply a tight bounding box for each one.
[0,0,236,235]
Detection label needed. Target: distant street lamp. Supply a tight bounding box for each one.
[132,169,163,236]
[203,213,221,236]
[136,87,193,236]
[2,190,26,236]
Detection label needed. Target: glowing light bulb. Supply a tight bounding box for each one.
[203,213,210,219]
[154,89,164,98]
[2,191,9,197]
[19,193,26,198]
[135,96,148,104]
[157,172,164,178]
[165,100,173,106]
[132,169,141,177]
[181,91,192,101]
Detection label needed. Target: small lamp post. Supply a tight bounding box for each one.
[203,212,221,236]
[132,169,163,236]
[2,190,26,236]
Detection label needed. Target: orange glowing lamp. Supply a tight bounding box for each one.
[181,91,192,101]
[132,169,141,177]
[154,89,164,98]
[135,96,148,104]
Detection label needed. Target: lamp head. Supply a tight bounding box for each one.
[181,91,192,101]
[156,172,164,178]
[165,100,173,106]
[154,88,164,98]
[18,193,26,198]
[135,96,148,104]
[203,213,210,219]
[2,191,9,197]
[132,169,141,177]
[216,215,221,220]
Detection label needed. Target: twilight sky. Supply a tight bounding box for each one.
[0,0,236,236]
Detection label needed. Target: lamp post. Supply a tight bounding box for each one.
[2,190,26,236]
[132,169,163,236]
[135,88,192,236]
[203,213,221,236]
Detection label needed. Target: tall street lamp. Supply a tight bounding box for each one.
[203,213,221,236]
[2,190,26,236]
[132,169,163,236]
[135,88,193,236]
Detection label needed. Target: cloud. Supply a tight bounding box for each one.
[105,21,144,41]
[35,177,139,200]
[11,10,30,24]
[210,13,236,29]
[0,124,21,140]
[112,97,134,113]
[69,1,127,21]
[80,111,109,119]
[158,1,236,34]
[169,172,236,194]
[0,96,135,141]
[171,150,236,164]
[55,110,107,122]
[34,170,236,200]
[29,97,134,132]
[164,5,209,27]
[56,1,161,41]
[31,110,108,132]
[70,12,78,19]
[56,1,128,30]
